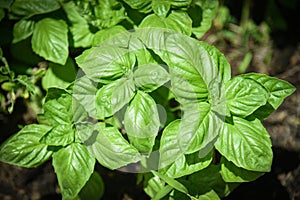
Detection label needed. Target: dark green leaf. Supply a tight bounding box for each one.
[12,19,35,43]
[0,124,53,167]
[77,171,104,200]
[225,76,269,117]
[139,11,192,36]
[10,0,60,17]
[42,58,77,90]
[81,122,140,169]
[32,18,68,65]
[16,75,35,95]
[134,63,169,92]
[215,117,273,172]
[220,157,263,182]
[53,143,95,200]
[124,91,160,153]
[123,0,152,13]
[189,0,219,38]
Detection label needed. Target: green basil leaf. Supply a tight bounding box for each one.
[32,18,68,65]
[93,25,127,46]
[215,117,273,172]
[220,157,263,183]
[153,185,173,200]
[44,88,88,126]
[225,76,269,117]
[62,1,94,48]
[72,75,98,118]
[10,0,60,18]
[12,19,35,43]
[181,102,223,155]
[82,122,141,169]
[0,124,53,168]
[77,171,104,200]
[95,78,136,119]
[76,46,135,83]
[134,63,169,92]
[151,170,189,194]
[240,73,296,110]
[189,0,219,38]
[53,143,95,200]
[124,91,160,153]
[42,58,77,90]
[40,124,74,146]
[161,150,213,178]
[159,120,183,168]
[139,11,192,36]
[0,9,4,22]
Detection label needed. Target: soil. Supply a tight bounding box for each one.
[1,17,300,200]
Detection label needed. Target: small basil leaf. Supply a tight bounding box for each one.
[240,73,296,110]
[152,0,171,17]
[134,63,169,92]
[77,171,104,200]
[76,46,135,83]
[53,143,95,200]
[32,18,68,65]
[0,124,53,168]
[95,77,136,119]
[124,91,160,153]
[215,117,273,172]
[12,19,35,43]
[225,76,269,117]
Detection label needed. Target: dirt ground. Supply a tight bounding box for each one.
[0,25,300,200]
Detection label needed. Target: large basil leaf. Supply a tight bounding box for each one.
[188,0,219,38]
[220,157,263,183]
[40,124,74,147]
[52,143,95,200]
[31,18,68,65]
[225,76,269,117]
[81,122,141,169]
[44,88,87,126]
[240,73,296,110]
[215,117,273,172]
[124,91,160,153]
[76,46,135,83]
[134,63,169,92]
[0,124,53,167]
[95,77,136,119]
[62,1,94,48]
[139,11,192,36]
[42,58,77,90]
[12,19,35,43]
[10,0,60,18]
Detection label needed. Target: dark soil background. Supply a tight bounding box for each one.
[1,1,300,199]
